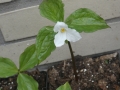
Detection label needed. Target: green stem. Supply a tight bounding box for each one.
[68,41,78,82]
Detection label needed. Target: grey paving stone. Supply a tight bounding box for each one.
[0,30,5,44]
[0,0,42,14]
[0,0,13,4]
[0,6,54,41]
[0,0,120,41]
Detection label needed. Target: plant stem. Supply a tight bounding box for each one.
[68,41,78,82]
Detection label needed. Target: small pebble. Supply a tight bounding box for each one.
[76,70,79,73]
[11,82,13,84]
[80,69,83,72]
[84,69,87,72]
[92,80,94,82]
[10,87,12,89]
[100,66,102,68]
[106,86,108,88]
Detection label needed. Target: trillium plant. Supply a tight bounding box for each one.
[0,0,109,89]
[38,0,109,82]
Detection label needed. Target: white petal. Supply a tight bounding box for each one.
[66,29,82,42]
[54,32,66,47]
[54,22,68,32]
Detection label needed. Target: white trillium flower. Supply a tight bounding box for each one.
[54,22,82,47]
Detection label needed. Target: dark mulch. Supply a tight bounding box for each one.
[48,52,120,90]
[0,69,47,90]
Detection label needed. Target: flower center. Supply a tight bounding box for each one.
[61,28,66,33]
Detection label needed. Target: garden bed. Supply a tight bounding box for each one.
[0,70,47,90]
[48,51,120,90]
[0,51,120,90]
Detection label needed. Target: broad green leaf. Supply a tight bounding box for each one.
[56,82,72,90]
[39,0,64,22]
[17,73,38,90]
[36,26,56,63]
[0,57,18,78]
[65,8,110,33]
[19,44,38,71]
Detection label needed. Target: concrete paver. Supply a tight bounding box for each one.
[0,0,12,4]
[0,30,4,44]
[0,0,42,14]
[0,22,120,67]
[0,0,120,41]
[0,6,54,41]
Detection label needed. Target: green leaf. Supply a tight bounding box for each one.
[65,8,110,33]
[17,73,38,90]
[19,44,38,71]
[0,57,18,78]
[105,60,109,64]
[36,26,56,63]
[39,0,64,22]
[56,82,72,90]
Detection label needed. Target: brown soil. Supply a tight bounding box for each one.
[48,52,120,90]
[0,70,47,90]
